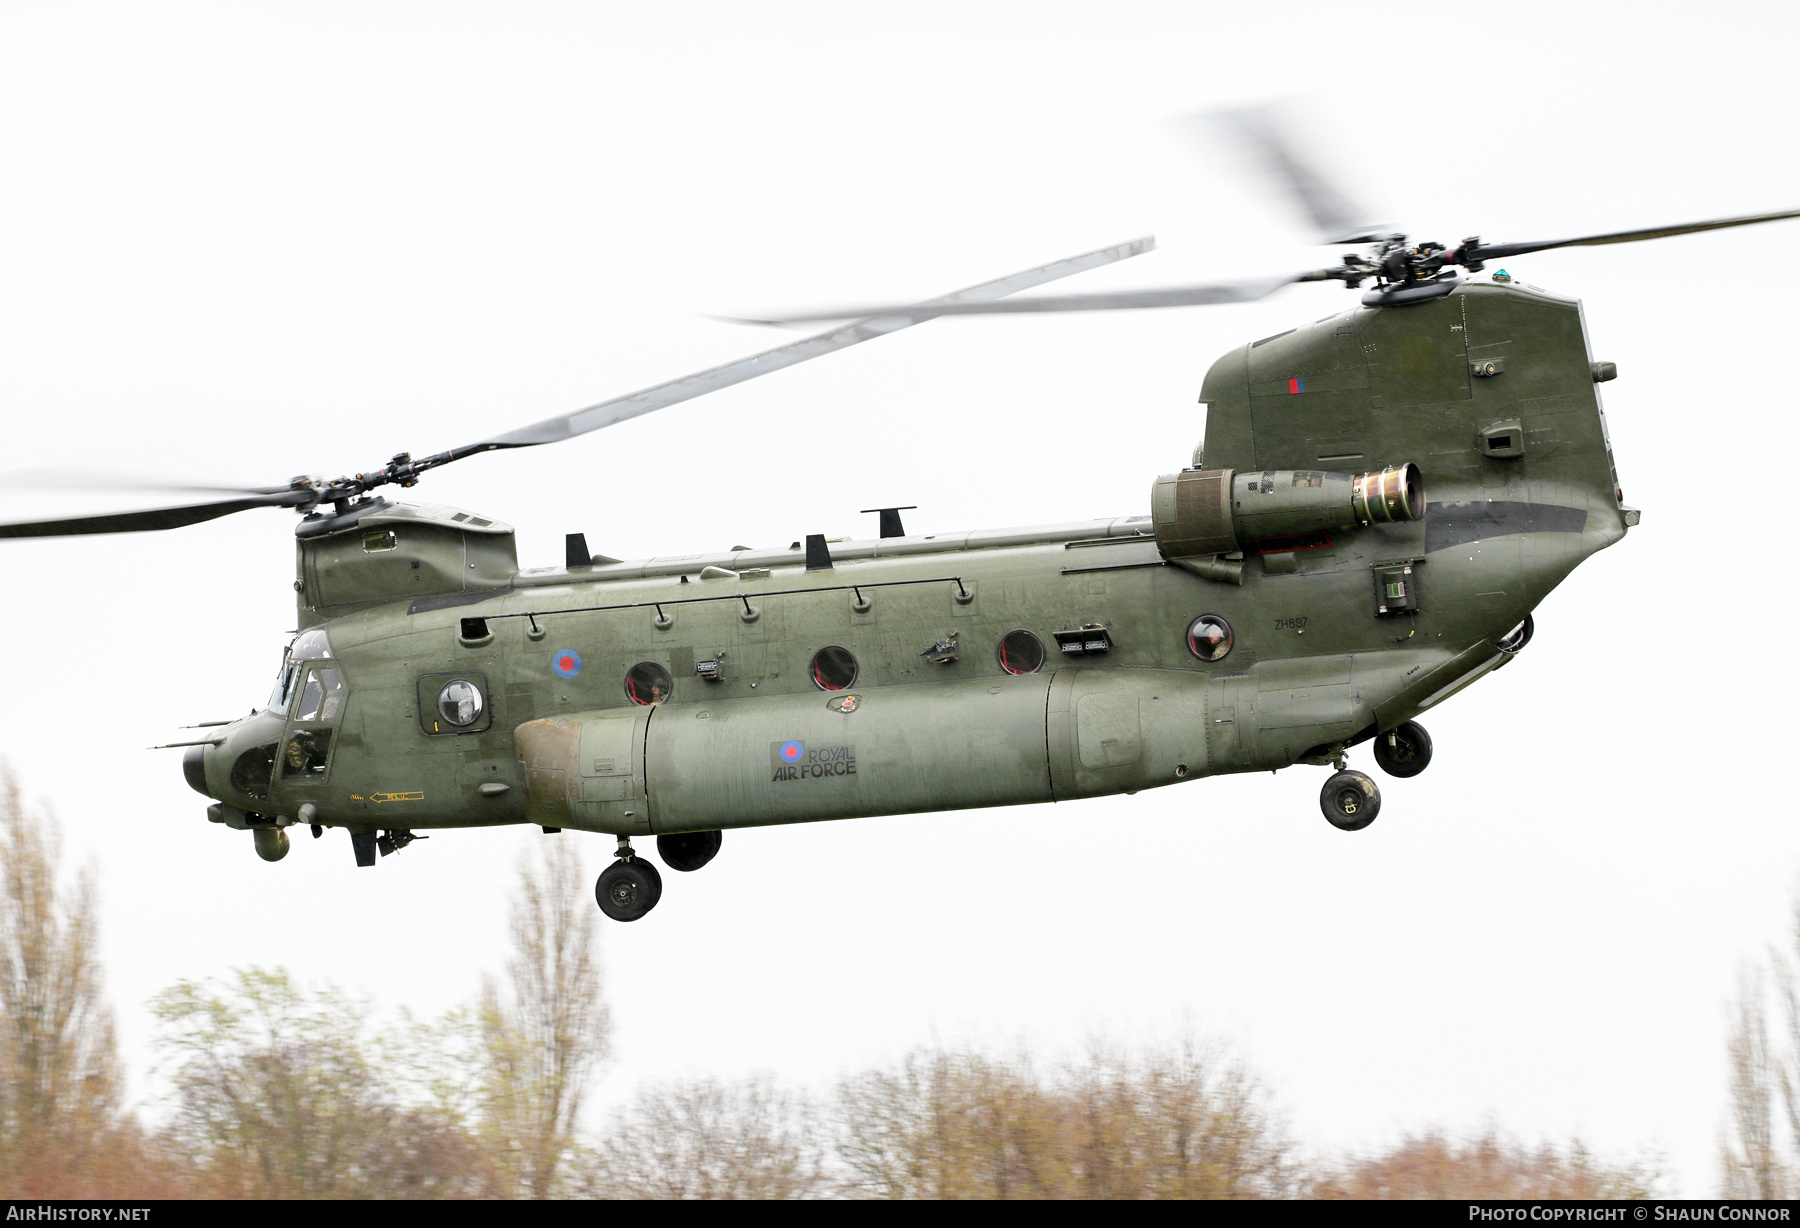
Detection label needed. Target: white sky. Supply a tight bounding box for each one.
[1,0,1795,1195]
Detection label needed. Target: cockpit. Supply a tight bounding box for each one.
[207,627,350,806]
[187,623,358,830]
[267,627,344,782]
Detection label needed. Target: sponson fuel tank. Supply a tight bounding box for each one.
[513,670,1220,835]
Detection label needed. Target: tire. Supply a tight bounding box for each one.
[1372,721,1433,779]
[596,858,664,921]
[1497,613,1534,654]
[657,830,722,873]
[1320,770,1381,831]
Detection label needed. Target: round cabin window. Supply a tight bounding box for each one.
[810,646,858,691]
[998,630,1045,676]
[624,662,674,706]
[437,678,485,727]
[1186,615,1234,663]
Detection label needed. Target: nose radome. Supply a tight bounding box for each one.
[183,743,213,797]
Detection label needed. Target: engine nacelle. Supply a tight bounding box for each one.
[1150,463,1423,560]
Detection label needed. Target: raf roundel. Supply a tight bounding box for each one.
[551,649,583,679]
[778,740,804,764]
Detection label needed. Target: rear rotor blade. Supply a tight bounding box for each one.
[458,236,1156,452]
[731,273,1307,325]
[1472,207,1800,261]
[0,489,312,538]
[1200,103,1391,246]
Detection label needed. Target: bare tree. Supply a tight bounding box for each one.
[476,838,610,1198]
[1713,894,1800,1199]
[1313,1127,1659,1199]
[1724,962,1787,1198]
[147,839,607,1199]
[834,1037,1296,1199]
[0,765,125,1196]
[1061,1037,1298,1199]
[149,967,487,1198]
[580,1075,826,1199]
[834,1047,1046,1198]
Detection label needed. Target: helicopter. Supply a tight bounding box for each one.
[6,112,1797,922]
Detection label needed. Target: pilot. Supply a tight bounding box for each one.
[285,734,313,773]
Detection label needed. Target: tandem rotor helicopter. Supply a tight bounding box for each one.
[6,109,1796,921]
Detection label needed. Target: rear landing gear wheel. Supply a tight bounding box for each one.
[657,830,722,872]
[596,858,663,921]
[1321,770,1381,831]
[1497,613,1534,654]
[1373,721,1433,778]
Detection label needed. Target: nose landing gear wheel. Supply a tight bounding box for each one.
[1373,721,1432,778]
[1321,770,1381,831]
[596,857,663,921]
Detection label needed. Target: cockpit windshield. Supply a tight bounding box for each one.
[266,658,297,713]
[265,628,334,713]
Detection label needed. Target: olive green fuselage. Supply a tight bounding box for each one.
[196,278,1632,839]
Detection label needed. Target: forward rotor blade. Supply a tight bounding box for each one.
[0,489,312,539]
[1474,207,1800,261]
[0,466,292,497]
[1202,103,1390,246]
[733,273,1306,325]
[457,236,1156,452]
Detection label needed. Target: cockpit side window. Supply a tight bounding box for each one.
[281,729,334,779]
[293,672,322,721]
[282,666,346,781]
[293,668,344,723]
[265,628,334,714]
